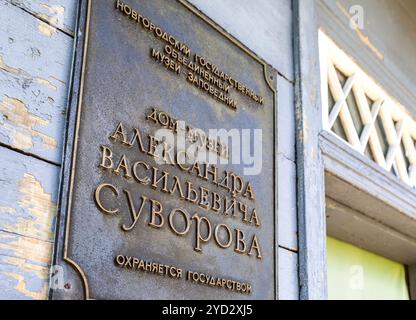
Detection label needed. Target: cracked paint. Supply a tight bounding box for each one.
[39,4,66,30]
[0,230,53,300]
[49,75,66,85]
[16,173,57,241]
[4,272,45,300]
[36,78,57,91]
[0,232,53,266]
[0,149,58,299]
[0,96,57,150]
[38,21,57,37]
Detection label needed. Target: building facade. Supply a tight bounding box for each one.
[0,0,415,299]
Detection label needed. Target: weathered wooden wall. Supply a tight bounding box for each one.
[0,0,299,299]
[0,0,76,299]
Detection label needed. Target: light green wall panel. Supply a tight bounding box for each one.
[327,237,409,300]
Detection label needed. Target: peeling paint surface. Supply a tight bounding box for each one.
[0,0,73,163]
[0,207,16,214]
[39,4,66,30]
[0,0,74,300]
[0,233,53,266]
[0,96,57,150]
[17,173,57,241]
[0,53,59,91]
[0,251,50,299]
[0,147,59,299]
[7,0,76,35]
[0,54,28,76]
[0,148,59,241]
[38,20,57,37]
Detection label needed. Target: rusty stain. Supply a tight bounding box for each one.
[336,1,384,60]
[38,21,57,37]
[0,96,57,150]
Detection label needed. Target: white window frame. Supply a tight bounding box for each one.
[319,31,416,188]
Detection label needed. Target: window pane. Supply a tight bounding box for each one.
[327,237,409,300]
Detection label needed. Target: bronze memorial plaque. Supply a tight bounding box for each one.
[52,0,278,300]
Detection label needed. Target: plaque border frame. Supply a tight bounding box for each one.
[51,0,279,300]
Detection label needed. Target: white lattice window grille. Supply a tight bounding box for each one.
[319,31,416,188]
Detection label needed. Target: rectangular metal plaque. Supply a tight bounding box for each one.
[52,0,278,300]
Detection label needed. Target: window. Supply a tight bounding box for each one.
[319,31,416,188]
[327,237,409,300]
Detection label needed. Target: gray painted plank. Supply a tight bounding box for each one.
[326,197,416,265]
[188,0,299,293]
[321,131,416,239]
[409,265,416,300]
[0,0,74,164]
[0,0,301,300]
[6,0,77,35]
[277,72,297,251]
[278,247,299,300]
[189,0,293,81]
[294,0,327,300]
[317,0,416,118]
[0,146,59,241]
[278,75,295,162]
[0,146,60,299]
[278,154,297,252]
